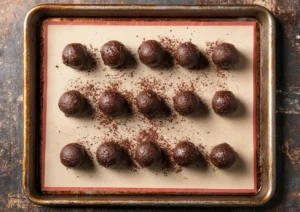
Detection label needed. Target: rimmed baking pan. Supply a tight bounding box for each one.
[23,4,275,206]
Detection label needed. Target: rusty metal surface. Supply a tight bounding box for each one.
[0,0,299,211]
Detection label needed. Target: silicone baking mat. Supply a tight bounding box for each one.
[41,19,257,194]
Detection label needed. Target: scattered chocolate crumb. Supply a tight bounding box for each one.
[158,36,181,56]
[177,81,196,93]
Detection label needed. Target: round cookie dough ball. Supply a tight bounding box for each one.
[173,91,200,116]
[212,43,239,69]
[173,141,198,166]
[100,40,127,68]
[96,142,124,168]
[60,143,86,168]
[62,43,89,70]
[58,90,87,117]
[136,90,162,118]
[175,42,200,69]
[98,91,127,117]
[138,40,165,67]
[135,142,161,168]
[212,90,238,116]
[210,143,236,168]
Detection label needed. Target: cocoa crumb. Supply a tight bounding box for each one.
[158,36,181,55]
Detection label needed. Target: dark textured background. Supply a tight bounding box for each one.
[0,0,299,211]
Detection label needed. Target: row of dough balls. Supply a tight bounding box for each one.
[62,40,239,70]
[58,89,238,118]
[60,141,237,170]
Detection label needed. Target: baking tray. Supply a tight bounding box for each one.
[23,4,275,206]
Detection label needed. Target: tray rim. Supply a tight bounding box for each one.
[23,4,276,206]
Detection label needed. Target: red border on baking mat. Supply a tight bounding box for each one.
[41,20,257,194]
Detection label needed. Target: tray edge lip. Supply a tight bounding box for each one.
[23,4,276,206]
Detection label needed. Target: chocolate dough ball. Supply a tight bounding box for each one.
[60,143,86,168]
[96,142,123,168]
[173,91,200,116]
[175,42,200,68]
[212,91,238,116]
[173,141,198,167]
[210,143,236,168]
[212,43,239,68]
[135,142,161,168]
[138,40,165,67]
[62,43,88,70]
[136,90,162,118]
[58,90,87,117]
[100,41,127,68]
[98,91,126,117]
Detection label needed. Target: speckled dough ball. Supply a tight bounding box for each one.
[212,90,238,116]
[135,142,161,168]
[173,91,200,116]
[62,43,89,70]
[173,141,198,167]
[175,42,200,69]
[60,143,86,168]
[138,40,165,67]
[210,143,236,168]
[98,91,126,117]
[136,90,162,118]
[100,40,127,68]
[212,43,239,68]
[96,142,124,168]
[58,90,87,117]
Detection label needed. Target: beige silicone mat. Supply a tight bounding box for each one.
[41,19,257,193]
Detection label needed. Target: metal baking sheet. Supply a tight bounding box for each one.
[23,5,275,206]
